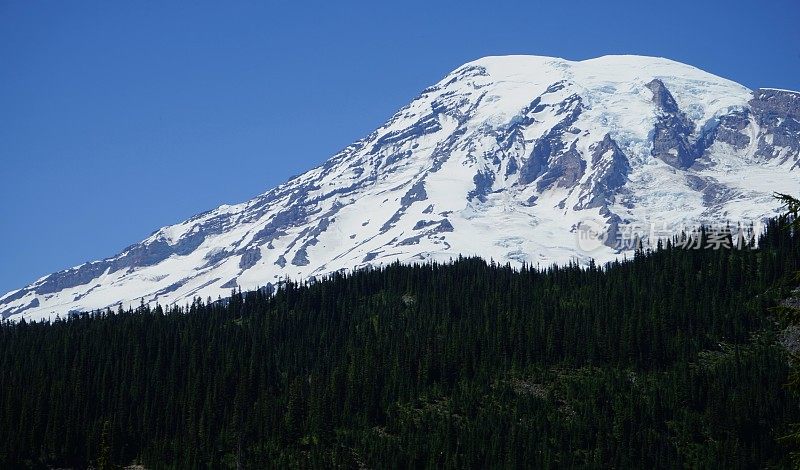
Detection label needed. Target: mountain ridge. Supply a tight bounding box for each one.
[3,54,799,320]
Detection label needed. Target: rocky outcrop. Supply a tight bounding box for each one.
[468,170,495,202]
[519,94,584,187]
[536,142,586,192]
[711,111,751,150]
[750,88,800,164]
[576,134,630,210]
[238,247,262,270]
[381,180,429,232]
[750,88,800,119]
[646,79,698,168]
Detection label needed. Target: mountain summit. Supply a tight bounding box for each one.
[3,55,799,320]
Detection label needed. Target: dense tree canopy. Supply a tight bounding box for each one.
[1,218,798,468]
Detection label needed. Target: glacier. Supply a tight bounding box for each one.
[2,55,799,321]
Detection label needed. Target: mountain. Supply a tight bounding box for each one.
[2,55,799,321]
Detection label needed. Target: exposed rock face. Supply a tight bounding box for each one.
[750,89,800,164]
[520,94,584,186]
[468,170,495,202]
[751,88,800,119]
[711,111,751,150]
[591,135,629,192]
[647,79,698,168]
[2,55,798,320]
[646,78,682,114]
[576,134,630,210]
[537,142,586,192]
[238,247,262,270]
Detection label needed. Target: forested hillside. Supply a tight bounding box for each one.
[1,218,799,468]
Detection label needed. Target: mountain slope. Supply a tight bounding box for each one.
[3,55,799,320]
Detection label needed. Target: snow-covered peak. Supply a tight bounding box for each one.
[2,55,798,321]
[463,54,741,86]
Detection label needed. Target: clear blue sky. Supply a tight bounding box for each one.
[1,0,798,294]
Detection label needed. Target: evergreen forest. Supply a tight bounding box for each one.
[1,217,799,468]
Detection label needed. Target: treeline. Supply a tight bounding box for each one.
[1,218,799,468]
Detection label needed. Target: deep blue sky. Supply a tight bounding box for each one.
[1,0,798,294]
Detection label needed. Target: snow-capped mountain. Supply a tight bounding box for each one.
[3,55,799,321]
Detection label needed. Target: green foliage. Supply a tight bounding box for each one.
[776,192,800,232]
[776,192,800,467]
[0,218,798,468]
